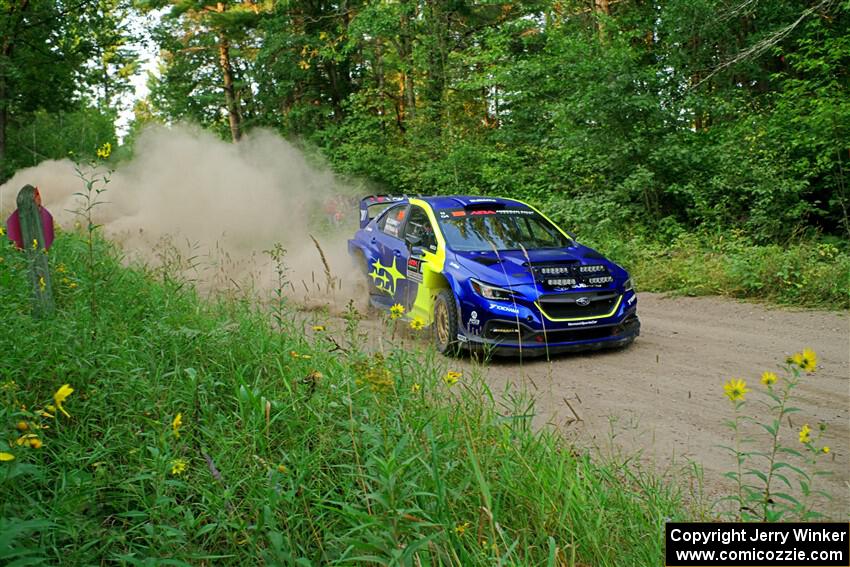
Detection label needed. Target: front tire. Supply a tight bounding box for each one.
[433,289,461,356]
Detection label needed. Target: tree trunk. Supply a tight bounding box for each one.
[399,0,416,122]
[595,0,610,41]
[423,0,447,132]
[217,3,242,142]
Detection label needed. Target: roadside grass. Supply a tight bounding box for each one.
[576,230,849,310]
[0,230,685,565]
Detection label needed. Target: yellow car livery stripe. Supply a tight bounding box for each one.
[535,295,623,322]
[407,199,449,324]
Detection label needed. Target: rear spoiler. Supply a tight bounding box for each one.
[359,195,407,228]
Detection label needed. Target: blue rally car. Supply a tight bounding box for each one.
[348,195,640,356]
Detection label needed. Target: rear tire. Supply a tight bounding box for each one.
[433,289,461,356]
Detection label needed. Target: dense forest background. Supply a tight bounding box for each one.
[2,0,848,245]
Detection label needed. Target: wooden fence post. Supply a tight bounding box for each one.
[17,185,55,318]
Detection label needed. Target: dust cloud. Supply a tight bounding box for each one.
[0,124,365,302]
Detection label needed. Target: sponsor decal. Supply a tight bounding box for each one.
[407,258,423,283]
[438,208,535,218]
[385,217,400,237]
[369,257,406,294]
[627,294,636,305]
[367,195,405,205]
[456,333,469,342]
[567,320,598,327]
[468,198,497,202]
[468,310,480,326]
[488,302,520,315]
[449,261,461,269]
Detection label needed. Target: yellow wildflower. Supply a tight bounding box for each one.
[798,348,817,372]
[32,239,38,250]
[39,276,46,291]
[16,434,38,446]
[298,60,310,70]
[454,521,471,536]
[172,413,183,438]
[788,348,817,373]
[312,325,325,332]
[69,282,77,289]
[0,226,4,236]
[443,371,462,386]
[16,421,29,432]
[760,371,777,386]
[171,458,188,475]
[96,142,112,159]
[0,452,14,462]
[57,263,67,273]
[53,384,74,418]
[390,303,405,319]
[799,424,811,444]
[723,378,749,402]
[409,317,425,331]
[411,383,421,393]
[277,464,288,474]
[822,446,830,454]
[28,437,42,449]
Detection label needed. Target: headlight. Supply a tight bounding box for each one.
[623,278,634,292]
[470,279,517,300]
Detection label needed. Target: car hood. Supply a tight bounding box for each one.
[453,246,609,287]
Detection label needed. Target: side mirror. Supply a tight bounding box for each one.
[410,245,425,258]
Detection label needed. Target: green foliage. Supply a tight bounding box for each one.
[0,229,684,565]
[0,0,132,180]
[4,108,116,172]
[565,226,850,310]
[245,0,850,243]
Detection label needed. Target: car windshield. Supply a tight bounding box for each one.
[436,208,572,252]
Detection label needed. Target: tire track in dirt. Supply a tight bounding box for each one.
[461,293,849,518]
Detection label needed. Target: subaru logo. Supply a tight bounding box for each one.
[576,296,592,307]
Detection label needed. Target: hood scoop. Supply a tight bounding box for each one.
[471,256,502,266]
[521,259,578,268]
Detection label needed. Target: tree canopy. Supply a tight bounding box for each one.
[3,0,848,241]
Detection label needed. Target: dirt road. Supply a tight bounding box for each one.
[462,293,848,518]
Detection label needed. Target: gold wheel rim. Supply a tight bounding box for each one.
[435,301,449,346]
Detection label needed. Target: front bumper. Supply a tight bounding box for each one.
[459,313,640,357]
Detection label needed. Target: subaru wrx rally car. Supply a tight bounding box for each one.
[348,195,640,356]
